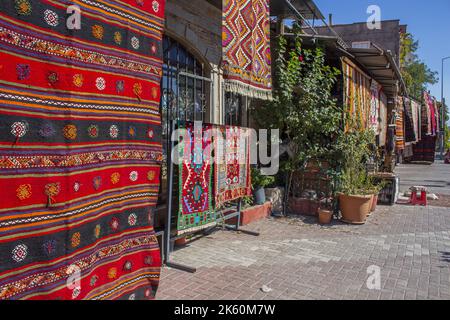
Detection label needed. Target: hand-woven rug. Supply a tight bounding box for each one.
[411,99,421,143]
[403,98,417,143]
[396,101,405,151]
[214,125,251,208]
[369,80,380,133]
[0,0,165,300]
[177,122,216,235]
[222,0,272,100]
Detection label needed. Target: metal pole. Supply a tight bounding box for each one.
[441,57,450,159]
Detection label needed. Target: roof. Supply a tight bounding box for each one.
[206,0,324,20]
[348,45,407,98]
[270,0,325,20]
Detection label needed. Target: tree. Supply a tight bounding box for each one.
[400,32,438,100]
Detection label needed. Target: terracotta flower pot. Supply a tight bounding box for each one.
[339,194,372,225]
[370,194,379,212]
[318,208,333,225]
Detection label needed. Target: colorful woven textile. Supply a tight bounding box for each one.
[177,122,216,235]
[411,99,421,142]
[0,0,165,300]
[369,80,380,133]
[214,125,252,207]
[403,98,417,143]
[379,91,388,147]
[412,135,437,163]
[423,92,433,135]
[222,0,272,100]
[396,101,405,151]
[342,57,371,131]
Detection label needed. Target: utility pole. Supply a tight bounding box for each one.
[441,57,450,158]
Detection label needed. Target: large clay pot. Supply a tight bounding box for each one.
[370,194,379,212]
[318,208,333,225]
[339,194,372,224]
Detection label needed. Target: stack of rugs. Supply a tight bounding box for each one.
[0,0,165,300]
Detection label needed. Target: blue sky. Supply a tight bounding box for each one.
[314,0,450,105]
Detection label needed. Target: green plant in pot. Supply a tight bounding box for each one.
[334,125,377,224]
[366,176,386,214]
[251,26,341,214]
[251,167,275,205]
[318,192,334,225]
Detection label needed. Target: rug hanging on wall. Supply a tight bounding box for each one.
[369,80,380,133]
[214,125,252,208]
[412,135,437,163]
[0,0,165,300]
[396,102,405,151]
[222,0,272,100]
[403,98,417,143]
[177,122,216,235]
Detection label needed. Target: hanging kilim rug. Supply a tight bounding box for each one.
[177,122,216,235]
[222,0,272,100]
[214,125,252,208]
[369,80,380,133]
[403,98,417,143]
[0,0,165,300]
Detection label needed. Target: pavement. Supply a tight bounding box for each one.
[157,161,450,300]
[396,160,450,196]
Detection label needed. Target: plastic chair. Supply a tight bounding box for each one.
[409,186,427,206]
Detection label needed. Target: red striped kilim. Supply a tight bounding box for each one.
[0,0,165,300]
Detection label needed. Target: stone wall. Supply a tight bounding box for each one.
[165,0,224,124]
[316,20,402,64]
[165,0,222,66]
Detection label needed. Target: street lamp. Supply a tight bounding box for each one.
[440,56,450,158]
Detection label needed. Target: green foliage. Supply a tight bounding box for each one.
[400,33,438,100]
[253,26,341,183]
[333,127,382,195]
[251,167,275,189]
[242,195,254,208]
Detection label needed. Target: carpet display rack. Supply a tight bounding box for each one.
[163,71,259,273]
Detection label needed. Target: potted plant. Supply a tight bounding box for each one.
[251,167,275,205]
[335,127,377,224]
[318,193,334,224]
[366,177,385,214]
[252,26,342,216]
[339,171,373,224]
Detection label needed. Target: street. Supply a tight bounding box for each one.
[157,161,450,300]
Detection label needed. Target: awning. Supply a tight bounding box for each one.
[348,45,407,99]
[207,0,324,20]
[270,0,324,20]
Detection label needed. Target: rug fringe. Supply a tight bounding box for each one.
[224,80,273,101]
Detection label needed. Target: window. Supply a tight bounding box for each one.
[161,36,208,127]
[159,36,210,204]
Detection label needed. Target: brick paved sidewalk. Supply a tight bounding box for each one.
[157,204,450,300]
